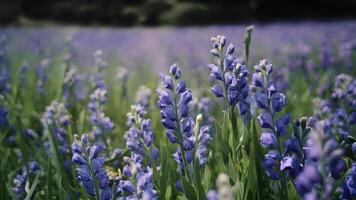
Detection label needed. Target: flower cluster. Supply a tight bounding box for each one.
[111,104,159,199]
[208,35,250,118]
[157,64,212,192]
[341,163,356,199]
[12,161,41,199]
[157,64,195,169]
[125,104,158,161]
[72,134,111,199]
[195,123,212,167]
[88,88,114,148]
[0,105,9,128]
[253,60,303,181]
[313,74,356,157]
[94,50,107,89]
[115,157,158,199]
[42,101,72,169]
[294,121,347,199]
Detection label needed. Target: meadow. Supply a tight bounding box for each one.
[0,21,355,200]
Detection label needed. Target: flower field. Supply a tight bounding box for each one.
[0,22,355,200]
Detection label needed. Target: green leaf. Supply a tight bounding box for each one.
[159,142,168,200]
[24,173,40,200]
[217,128,232,164]
[180,175,197,200]
[203,167,211,192]
[228,155,237,184]
[193,159,206,200]
[46,158,53,200]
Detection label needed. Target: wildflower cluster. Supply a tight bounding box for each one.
[157,64,195,172]
[114,104,158,199]
[295,121,347,199]
[208,35,250,119]
[157,64,212,197]
[88,88,114,148]
[12,161,41,199]
[42,101,72,169]
[72,134,111,199]
[252,60,304,194]
[94,50,107,89]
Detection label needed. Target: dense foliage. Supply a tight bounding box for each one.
[0,25,355,200]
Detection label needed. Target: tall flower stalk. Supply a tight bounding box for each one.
[295,120,347,199]
[208,35,250,149]
[112,104,158,199]
[72,134,111,200]
[87,88,114,155]
[252,60,299,198]
[157,64,212,199]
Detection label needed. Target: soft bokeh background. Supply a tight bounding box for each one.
[1,1,356,200]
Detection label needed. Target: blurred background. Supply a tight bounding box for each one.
[1,0,356,26]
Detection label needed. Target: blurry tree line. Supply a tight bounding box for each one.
[1,0,356,26]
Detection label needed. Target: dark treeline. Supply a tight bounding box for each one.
[1,0,356,26]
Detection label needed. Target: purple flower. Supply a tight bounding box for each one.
[125,104,158,161]
[0,106,9,128]
[207,190,218,200]
[252,72,264,87]
[72,136,110,198]
[159,74,174,90]
[275,113,291,136]
[255,93,268,110]
[342,163,356,198]
[257,113,274,129]
[12,161,41,198]
[329,158,346,179]
[211,85,224,97]
[28,161,41,173]
[260,132,277,148]
[169,63,181,79]
[295,164,321,195]
[207,35,250,120]
[208,64,223,81]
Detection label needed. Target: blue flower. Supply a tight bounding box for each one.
[71,135,111,198]
[253,60,301,182]
[294,163,321,195]
[42,101,71,169]
[0,106,9,128]
[257,113,274,129]
[125,104,158,161]
[28,161,41,173]
[260,132,278,148]
[157,64,212,192]
[207,35,250,119]
[211,85,224,98]
[12,161,41,199]
[255,93,268,110]
[87,88,114,150]
[295,122,345,199]
[342,163,356,198]
[329,158,346,179]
